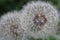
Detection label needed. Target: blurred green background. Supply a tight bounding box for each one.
[0,0,60,40]
[0,0,60,16]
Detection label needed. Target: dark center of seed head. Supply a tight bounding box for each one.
[33,14,47,26]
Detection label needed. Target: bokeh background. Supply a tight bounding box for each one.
[0,0,60,40]
[0,0,60,16]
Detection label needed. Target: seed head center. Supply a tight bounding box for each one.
[33,14,47,26]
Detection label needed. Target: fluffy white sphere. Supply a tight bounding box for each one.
[0,11,24,40]
[20,1,59,39]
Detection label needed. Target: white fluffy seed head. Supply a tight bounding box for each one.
[20,1,59,38]
[0,11,24,40]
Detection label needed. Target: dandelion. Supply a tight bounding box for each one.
[0,11,24,40]
[20,1,59,39]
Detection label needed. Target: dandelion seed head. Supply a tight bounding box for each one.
[20,1,59,38]
[0,11,24,40]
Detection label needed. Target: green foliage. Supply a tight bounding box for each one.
[47,36,56,40]
[26,36,56,40]
[0,0,33,16]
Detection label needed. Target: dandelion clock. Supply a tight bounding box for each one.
[0,11,24,40]
[20,1,59,39]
